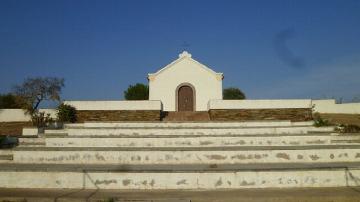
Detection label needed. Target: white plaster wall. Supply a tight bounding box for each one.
[64,100,162,111]
[208,99,360,114]
[0,109,29,122]
[208,99,312,110]
[0,109,56,122]
[313,99,360,114]
[149,53,222,111]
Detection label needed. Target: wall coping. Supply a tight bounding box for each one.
[0,109,56,122]
[312,99,360,114]
[208,99,313,110]
[64,100,162,111]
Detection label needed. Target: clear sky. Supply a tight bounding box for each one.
[0,0,359,106]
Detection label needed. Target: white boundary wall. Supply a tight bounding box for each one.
[313,99,360,114]
[64,100,162,111]
[0,109,56,122]
[208,99,312,110]
[0,101,162,122]
[0,109,29,122]
[2,99,359,122]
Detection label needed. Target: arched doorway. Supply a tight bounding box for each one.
[177,84,195,111]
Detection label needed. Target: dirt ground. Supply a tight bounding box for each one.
[1,187,360,202]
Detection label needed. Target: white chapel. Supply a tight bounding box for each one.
[148,51,223,111]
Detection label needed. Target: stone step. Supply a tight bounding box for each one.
[0,150,13,161]
[0,168,359,189]
[47,126,334,137]
[162,111,210,122]
[0,154,13,161]
[1,162,360,172]
[18,137,45,147]
[44,130,68,135]
[39,135,360,148]
[42,132,344,138]
[10,144,360,151]
[2,148,360,165]
[65,121,314,129]
[44,133,69,138]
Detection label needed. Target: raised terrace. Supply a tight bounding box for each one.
[1,52,360,201]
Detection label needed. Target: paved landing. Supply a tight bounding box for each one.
[1,187,360,202]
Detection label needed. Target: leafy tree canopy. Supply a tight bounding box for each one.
[0,93,23,109]
[124,83,149,100]
[13,77,65,114]
[223,87,246,100]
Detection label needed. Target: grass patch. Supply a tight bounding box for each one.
[313,113,331,127]
[335,124,360,133]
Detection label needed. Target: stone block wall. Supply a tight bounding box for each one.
[0,122,32,136]
[0,110,161,135]
[76,110,161,122]
[319,113,360,126]
[209,108,313,122]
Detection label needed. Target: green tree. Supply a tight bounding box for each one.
[223,87,246,100]
[124,83,149,100]
[0,93,23,109]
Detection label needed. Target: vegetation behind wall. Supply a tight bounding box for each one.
[124,83,149,100]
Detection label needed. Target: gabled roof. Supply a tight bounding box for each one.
[148,51,223,80]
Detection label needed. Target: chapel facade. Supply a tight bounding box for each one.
[148,51,223,111]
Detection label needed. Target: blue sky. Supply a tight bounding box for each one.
[0,0,359,105]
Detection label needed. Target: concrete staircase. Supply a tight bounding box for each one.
[1,120,360,191]
[162,111,210,121]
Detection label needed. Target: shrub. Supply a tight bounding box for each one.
[313,113,331,127]
[335,124,360,133]
[124,83,149,100]
[31,112,54,128]
[57,103,77,123]
[223,87,246,100]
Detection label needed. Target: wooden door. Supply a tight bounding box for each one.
[178,85,194,111]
